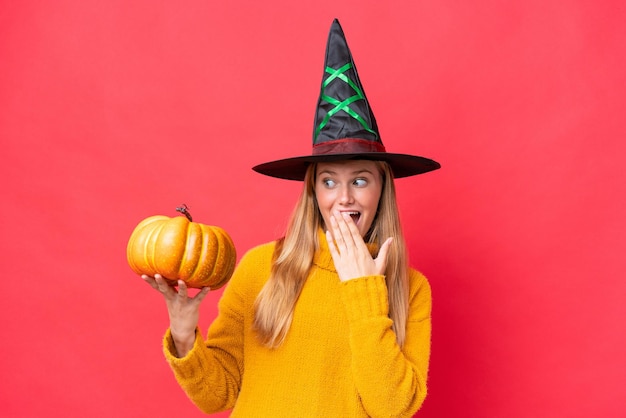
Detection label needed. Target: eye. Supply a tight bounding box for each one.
[353,178,368,187]
[322,178,337,188]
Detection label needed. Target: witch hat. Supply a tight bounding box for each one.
[252,18,440,181]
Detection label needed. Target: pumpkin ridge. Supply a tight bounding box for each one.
[210,230,227,288]
[211,228,226,284]
[211,227,231,288]
[216,228,236,288]
[214,228,236,288]
[191,225,218,287]
[145,220,166,276]
[150,218,175,280]
[133,218,155,274]
[127,228,142,274]
[178,220,189,280]
[163,217,189,279]
[127,216,165,275]
[179,221,200,282]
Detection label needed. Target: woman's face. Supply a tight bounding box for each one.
[315,160,383,238]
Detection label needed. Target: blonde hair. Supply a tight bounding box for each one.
[253,161,410,348]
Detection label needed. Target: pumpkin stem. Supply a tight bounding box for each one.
[176,204,193,222]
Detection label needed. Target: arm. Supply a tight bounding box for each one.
[142,275,209,357]
[340,272,431,417]
[145,252,253,413]
[162,286,245,414]
[327,211,431,416]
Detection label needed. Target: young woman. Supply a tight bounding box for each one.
[142,19,440,417]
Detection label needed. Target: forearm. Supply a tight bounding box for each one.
[163,328,241,413]
[348,315,429,417]
[341,275,431,417]
[170,328,196,358]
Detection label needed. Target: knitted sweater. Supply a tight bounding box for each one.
[163,230,432,417]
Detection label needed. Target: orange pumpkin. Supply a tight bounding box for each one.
[127,205,236,289]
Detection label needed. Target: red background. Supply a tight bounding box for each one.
[1,1,625,417]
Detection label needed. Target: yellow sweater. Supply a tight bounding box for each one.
[163,232,432,417]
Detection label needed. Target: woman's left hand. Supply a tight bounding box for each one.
[326,211,393,282]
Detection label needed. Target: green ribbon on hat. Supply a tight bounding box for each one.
[314,63,379,140]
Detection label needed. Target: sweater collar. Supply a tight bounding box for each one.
[313,228,379,272]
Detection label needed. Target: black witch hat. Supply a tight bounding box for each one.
[253,18,440,181]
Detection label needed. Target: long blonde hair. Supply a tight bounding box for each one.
[253,161,410,348]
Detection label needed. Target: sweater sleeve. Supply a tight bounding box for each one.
[162,250,254,413]
[340,270,432,418]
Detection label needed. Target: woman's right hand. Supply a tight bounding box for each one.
[142,274,211,357]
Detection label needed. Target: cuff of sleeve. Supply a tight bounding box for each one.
[163,327,204,377]
[340,275,389,321]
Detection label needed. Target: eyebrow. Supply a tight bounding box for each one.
[317,169,375,176]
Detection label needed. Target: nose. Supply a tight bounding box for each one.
[338,185,354,205]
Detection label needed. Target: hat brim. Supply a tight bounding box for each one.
[252,152,441,181]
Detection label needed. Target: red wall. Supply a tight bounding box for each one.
[1,1,624,416]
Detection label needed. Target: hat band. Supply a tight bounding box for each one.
[312,138,386,155]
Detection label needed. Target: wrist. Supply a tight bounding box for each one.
[171,328,196,357]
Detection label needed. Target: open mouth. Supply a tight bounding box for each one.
[342,211,361,224]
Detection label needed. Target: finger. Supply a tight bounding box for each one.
[142,275,165,294]
[335,211,356,249]
[375,237,394,275]
[339,211,366,253]
[177,280,188,300]
[329,214,346,250]
[154,274,175,296]
[154,274,167,289]
[192,286,211,303]
[340,211,369,251]
[326,229,340,258]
